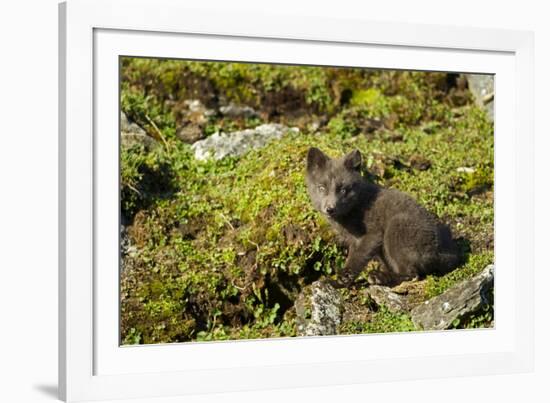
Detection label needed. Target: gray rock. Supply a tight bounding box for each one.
[295,280,343,336]
[185,99,205,113]
[456,167,475,174]
[176,124,205,144]
[411,264,494,330]
[183,99,216,118]
[120,225,130,255]
[120,112,158,150]
[307,120,321,133]
[191,123,299,161]
[175,99,216,144]
[219,103,258,119]
[465,74,494,121]
[121,111,146,135]
[120,225,138,273]
[365,285,408,313]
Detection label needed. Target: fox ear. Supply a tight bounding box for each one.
[344,149,362,171]
[307,147,328,172]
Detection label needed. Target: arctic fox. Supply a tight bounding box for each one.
[305,147,459,287]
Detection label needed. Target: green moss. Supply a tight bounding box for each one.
[350,88,384,107]
[340,307,416,334]
[120,144,175,222]
[456,164,494,195]
[121,85,177,140]
[326,115,359,139]
[120,58,468,123]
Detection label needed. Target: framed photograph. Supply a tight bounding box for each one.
[59,0,534,401]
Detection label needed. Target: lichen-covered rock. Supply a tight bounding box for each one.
[465,74,494,121]
[365,285,408,313]
[411,264,494,330]
[120,112,158,150]
[219,103,258,118]
[295,280,343,336]
[176,124,205,144]
[191,123,299,161]
[175,99,216,144]
[120,225,138,273]
[185,99,215,116]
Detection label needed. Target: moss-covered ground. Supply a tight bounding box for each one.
[120,58,494,344]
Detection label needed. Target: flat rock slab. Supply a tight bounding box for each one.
[365,285,408,313]
[219,103,258,118]
[411,264,494,330]
[295,280,342,337]
[191,123,298,161]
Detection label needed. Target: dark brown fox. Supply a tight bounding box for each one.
[305,147,459,287]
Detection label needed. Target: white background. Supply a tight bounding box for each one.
[0,0,547,402]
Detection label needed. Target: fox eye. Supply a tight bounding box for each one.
[340,188,347,195]
[317,185,326,193]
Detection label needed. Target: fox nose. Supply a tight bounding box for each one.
[325,206,335,215]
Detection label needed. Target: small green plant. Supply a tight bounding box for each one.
[327,115,359,139]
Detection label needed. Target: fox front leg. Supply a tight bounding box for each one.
[331,238,382,288]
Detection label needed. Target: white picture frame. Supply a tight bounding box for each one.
[59,0,534,401]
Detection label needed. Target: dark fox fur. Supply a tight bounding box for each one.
[305,147,459,287]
